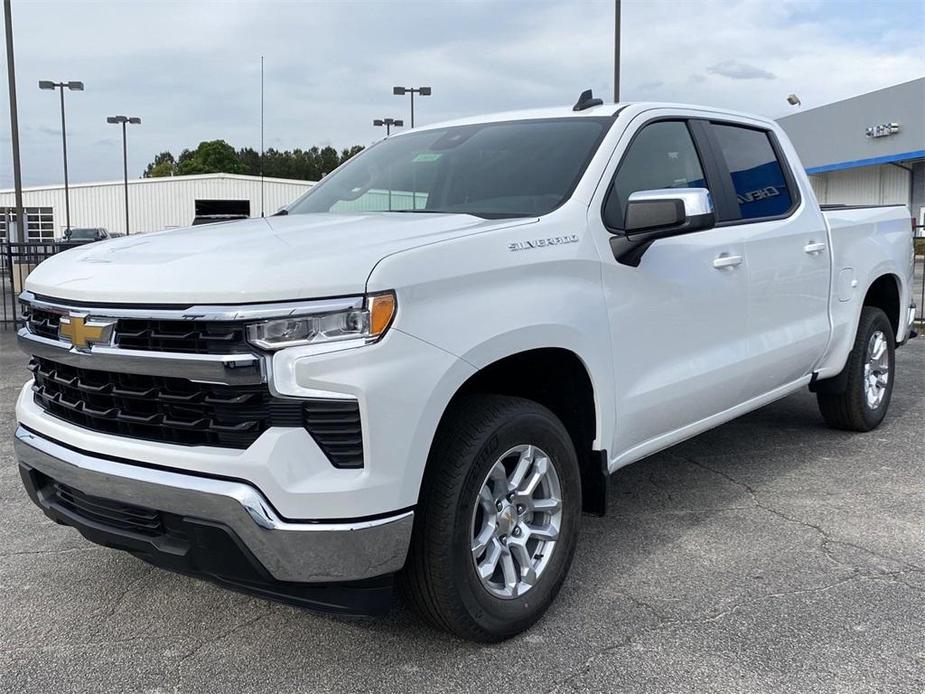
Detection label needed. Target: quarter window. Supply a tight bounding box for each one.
[710,124,793,220]
[605,121,707,229]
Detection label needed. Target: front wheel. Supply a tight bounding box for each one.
[817,306,896,432]
[400,395,581,642]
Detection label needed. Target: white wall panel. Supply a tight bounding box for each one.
[809,175,827,202]
[0,174,315,238]
[812,165,911,206]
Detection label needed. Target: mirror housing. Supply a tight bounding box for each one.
[611,188,715,266]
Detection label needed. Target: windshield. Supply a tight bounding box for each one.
[67,228,100,240]
[288,118,612,219]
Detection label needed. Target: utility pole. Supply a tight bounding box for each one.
[3,0,24,242]
[614,0,621,103]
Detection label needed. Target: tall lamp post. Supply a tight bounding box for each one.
[106,115,141,236]
[392,86,431,128]
[38,80,83,234]
[373,117,403,136]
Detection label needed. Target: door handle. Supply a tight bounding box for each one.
[713,254,743,269]
[804,241,826,254]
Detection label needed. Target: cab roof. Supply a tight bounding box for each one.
[399,101,778,134]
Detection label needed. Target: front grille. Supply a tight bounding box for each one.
[26,306,62,340]
[115,319,250,354]
[29,357,366,465]
[31,357,303,449]
[23,305,251,354]
[303,399,364,469]
[52,480,164,536]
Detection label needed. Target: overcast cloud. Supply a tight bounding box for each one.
[706,61,776,81]
[2,0,923,187]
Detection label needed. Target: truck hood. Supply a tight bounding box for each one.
[25,213,533,304]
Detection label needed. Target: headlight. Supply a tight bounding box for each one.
[245,292,396,351]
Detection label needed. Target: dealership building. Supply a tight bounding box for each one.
[0,173,315,241]
[777,77,925,227]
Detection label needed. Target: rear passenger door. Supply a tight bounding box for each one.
[706,122,831,395]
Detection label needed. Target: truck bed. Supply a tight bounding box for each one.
[815,202,914,379]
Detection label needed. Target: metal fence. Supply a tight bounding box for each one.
[1,241,83,327]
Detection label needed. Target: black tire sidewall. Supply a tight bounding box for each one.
[448,408,581,638]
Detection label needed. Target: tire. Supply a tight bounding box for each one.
[817,306,896,432]
[400,394,581,642]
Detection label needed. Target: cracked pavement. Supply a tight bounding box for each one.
[1,329,923,693]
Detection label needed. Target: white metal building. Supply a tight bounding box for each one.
[0,173,316,241]
[777,78,925,227]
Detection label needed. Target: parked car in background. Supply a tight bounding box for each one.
[59,227,111,245]
[13,93,917,642]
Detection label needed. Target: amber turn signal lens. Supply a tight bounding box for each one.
[368,292,396,336]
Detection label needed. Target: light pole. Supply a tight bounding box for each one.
[373,117,403,136]
[38,80,83,234]
[106,115,141,236]
[392,86,431,128]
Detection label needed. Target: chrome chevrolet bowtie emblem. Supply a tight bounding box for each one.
[58,313,114,351]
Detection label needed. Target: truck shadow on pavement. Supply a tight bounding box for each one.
[1,333,922,693]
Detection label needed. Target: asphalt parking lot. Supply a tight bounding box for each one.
[0,328,922,694]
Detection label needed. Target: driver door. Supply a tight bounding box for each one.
[591,116,751,461]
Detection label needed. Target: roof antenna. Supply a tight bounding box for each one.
[573,89,603,112]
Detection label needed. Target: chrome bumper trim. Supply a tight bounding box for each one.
[18,328,265,386]
[14,427,413,582]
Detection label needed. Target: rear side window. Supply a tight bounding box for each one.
[710,124,793,220]
[605,121,707,228]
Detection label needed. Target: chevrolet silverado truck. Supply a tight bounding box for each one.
[13,92,917,642]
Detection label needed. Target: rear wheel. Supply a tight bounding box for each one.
[817,306,895,432]
[400,395,581,642]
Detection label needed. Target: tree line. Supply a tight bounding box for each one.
[143,140,365,181]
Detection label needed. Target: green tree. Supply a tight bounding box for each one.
[236,147,261,176]
[175,140,244,175]
[143,151,176,178]
[319,145,340,176]
[340,145,364,163]
[143,140,366,181]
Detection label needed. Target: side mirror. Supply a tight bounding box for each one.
[611,188,715,266]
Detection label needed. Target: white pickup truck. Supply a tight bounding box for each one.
[13,92,917,642]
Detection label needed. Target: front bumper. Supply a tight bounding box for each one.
[14,426,413,613]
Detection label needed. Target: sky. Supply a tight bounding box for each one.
[1,0,923,188]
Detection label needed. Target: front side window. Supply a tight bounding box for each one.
[710,124,793,220]
[288,118,612,219]
[605,121,707,229]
